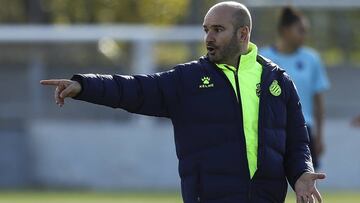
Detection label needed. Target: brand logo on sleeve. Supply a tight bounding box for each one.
[269,80,281,96]
[199,76,214,88]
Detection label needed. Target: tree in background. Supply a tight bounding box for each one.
[0,0,202,24]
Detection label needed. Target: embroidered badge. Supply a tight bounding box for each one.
[269,80,281,96]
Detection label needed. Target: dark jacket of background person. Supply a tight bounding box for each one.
[71,55,313,203]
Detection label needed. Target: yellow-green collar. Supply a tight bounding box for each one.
[217,42,258,71]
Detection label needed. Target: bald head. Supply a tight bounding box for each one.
[203,2,252,66]
[207,1,252,32]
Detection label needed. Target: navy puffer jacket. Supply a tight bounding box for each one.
[71,55,314,203]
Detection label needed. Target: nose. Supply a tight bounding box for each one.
[205,31,215,44]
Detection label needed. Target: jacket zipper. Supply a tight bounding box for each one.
[208,57,253,201]
[234,69,241,102]
[223,65,241,103]
[225,62,254,202]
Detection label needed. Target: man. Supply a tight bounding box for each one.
[41,2,325,203]
[260,7,330,170]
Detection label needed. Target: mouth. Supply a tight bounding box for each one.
[207,46,216,55]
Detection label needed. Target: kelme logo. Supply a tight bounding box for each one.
[269,80,281,96]
[199,76,214,88]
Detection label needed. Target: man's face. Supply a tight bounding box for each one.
[203,8,241,64]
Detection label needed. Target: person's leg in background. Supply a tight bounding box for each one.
[307,126,319,170]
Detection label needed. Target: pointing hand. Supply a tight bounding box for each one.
[40,79,81,107]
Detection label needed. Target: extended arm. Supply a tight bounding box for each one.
[41,69,180,118]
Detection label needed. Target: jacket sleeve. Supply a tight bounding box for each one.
[283,74,314,190]
[70,68,180,118]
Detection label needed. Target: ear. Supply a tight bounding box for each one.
[237,26,250,42]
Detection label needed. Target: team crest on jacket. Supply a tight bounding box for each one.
[269,80,281,96]
[199,76,214,88]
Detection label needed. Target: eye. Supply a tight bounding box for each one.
[215,28,223,33]
[203,28,209,34]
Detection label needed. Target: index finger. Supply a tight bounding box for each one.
[40,79,64,86]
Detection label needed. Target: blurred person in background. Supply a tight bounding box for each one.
[351,115,360,127]
[260,7,330,170]
[41,2,325,203]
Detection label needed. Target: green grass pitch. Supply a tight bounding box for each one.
[0,191,359,203]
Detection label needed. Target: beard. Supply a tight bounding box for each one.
[207,34,241,64]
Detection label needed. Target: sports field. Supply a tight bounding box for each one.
[0,191,359,203]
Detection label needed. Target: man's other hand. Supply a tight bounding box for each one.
[40,79,81,107]
[295,172,326,203]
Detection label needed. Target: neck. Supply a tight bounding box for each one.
[224,42,250,68]
[223,55,240,68]
[276,39,298,54]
